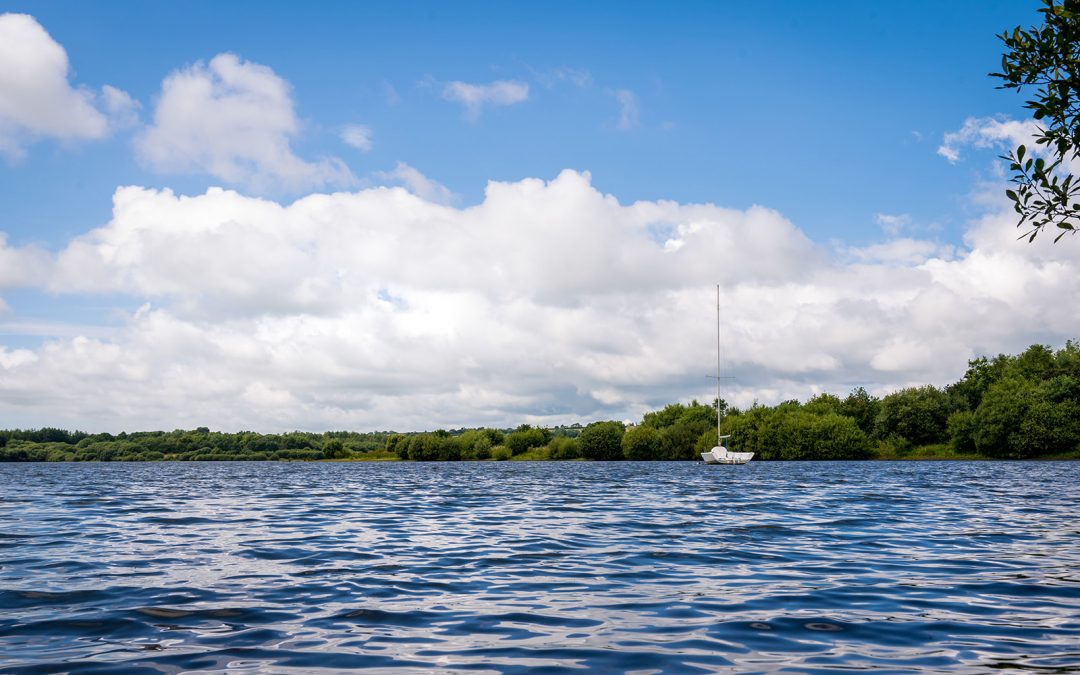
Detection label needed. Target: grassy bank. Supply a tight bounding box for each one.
[870,443,990,461]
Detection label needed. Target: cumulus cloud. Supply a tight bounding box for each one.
[0,171,1078,432]
[100,85,140,129]
[938,116,1041,163]
[0,234,50,288]
[0,13,136,159]
[373,161,455,205]
[341,124,373,152]
[442,80,529,119]
[136,53,354,193]
[844,238,955,266]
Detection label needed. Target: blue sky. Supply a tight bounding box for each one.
[2,1,1033,245]
[3,0,1076,433]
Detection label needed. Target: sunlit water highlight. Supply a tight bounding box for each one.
[1,461,1078,673]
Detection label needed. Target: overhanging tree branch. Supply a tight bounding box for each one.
[992,0,1080,241]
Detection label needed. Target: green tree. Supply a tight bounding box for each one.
[579,421,625,461]
[837,387,881,434]
[1017,398,1080,456]
[808,413,872,460]
[482,428,506,447]
[759,410,811,460]
[803,393,842,416]
[1011,344,1056,380]
[718,406,770,459]
[659,418,713,460]
[873,386,952,446]
[505,425,548,455]
[621,424,663,460]
[471,433,493,460]
[547,436,581,460]
[947,355,1010,411]
[642,403,686,429]
[947,410,979,454]
[973,378,1035,458]
[386,433,409,460]
[323,438,346,459]
[993,0,1080,241]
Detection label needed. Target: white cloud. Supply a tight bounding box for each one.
[342,124,373,152]
[442,80,529,119]
[100,85,140,130]
[0,347,35,369]
[0,234,50,288]
[614,89,640,130]
[373,161,455,205]
[875,213,910,236]
[938,116,1040,163]
[844,238,955,266]
[0,13,135,159]
[0,171,1078,432]
[136,53,354,193]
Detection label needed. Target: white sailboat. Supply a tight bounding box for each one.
[701,285,753,465]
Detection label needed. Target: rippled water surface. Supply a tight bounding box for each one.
[1,461,1079,674]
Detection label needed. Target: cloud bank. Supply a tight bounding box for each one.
[1,170,1077,433]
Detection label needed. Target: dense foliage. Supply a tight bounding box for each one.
[2,343,1078,462]
[0,428,391,462]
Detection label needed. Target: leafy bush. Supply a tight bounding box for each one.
[580,421,625,461]
[947,410,977,454]
[505,425,549,455]
[547,436,581,460]
[621,424,663,460]
[873,386,951,446]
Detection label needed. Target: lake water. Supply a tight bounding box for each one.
[1,461,1078,674]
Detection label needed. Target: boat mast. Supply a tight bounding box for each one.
[716,283,721,446]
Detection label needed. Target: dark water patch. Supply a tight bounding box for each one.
[0,614,150,639]
[0,587,110,608]
[132,605,298,625]
[137,515,218,525]
[0,460,1078,673]
[322,606,456,628]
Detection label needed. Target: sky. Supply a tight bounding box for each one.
[0,0,1077,433]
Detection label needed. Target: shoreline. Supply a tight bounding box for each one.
[3,455,1078,463]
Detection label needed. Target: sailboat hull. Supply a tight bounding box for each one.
[701,446,753,465]
[700,454,751,465]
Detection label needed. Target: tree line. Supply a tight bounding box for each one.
[0,428,392,462]
[382,341,1080,462]
[1,342,1078,462]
